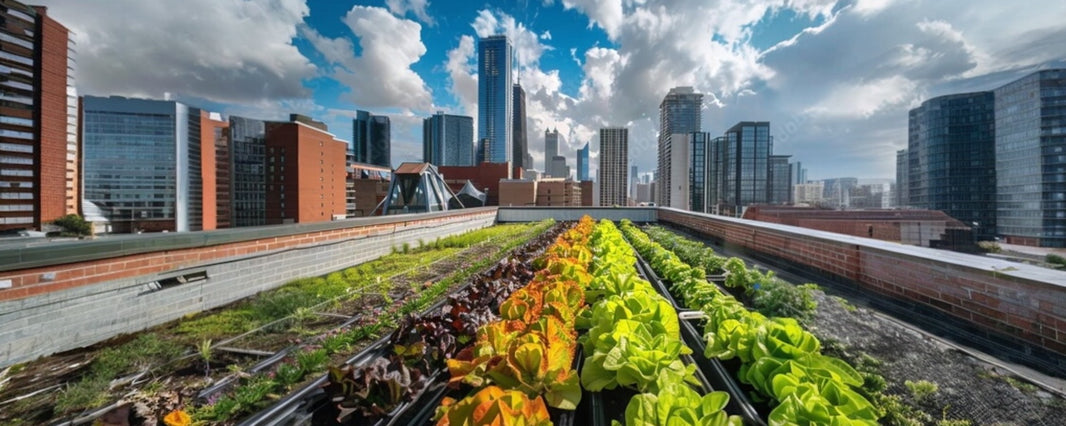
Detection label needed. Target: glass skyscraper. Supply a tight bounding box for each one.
[657,87,703,206]
[577,142,589,181]
[353,110,391,168]
[423,112,474,166]
[907,92,997,240]
[229,116,267,227]
[82,96,202,232]
[719,121,772,215]
[994,69,1066,247]
[769,155,792,205]
[688,133,710,212]
[513,83,528,169]
[478,35,513,164]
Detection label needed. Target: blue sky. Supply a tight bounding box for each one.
[36,0,1066,181]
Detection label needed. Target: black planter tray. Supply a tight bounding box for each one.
[632,249,768,426]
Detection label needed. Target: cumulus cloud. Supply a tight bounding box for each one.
[35,0,315,103]
[301,6,433,111]
[386,0,435,25]
[445,35,479,124]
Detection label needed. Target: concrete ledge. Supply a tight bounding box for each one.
[0,209,497,367]
[0,207,498,273]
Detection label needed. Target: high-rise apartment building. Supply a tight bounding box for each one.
[229,116,267,227]
[907,92,997,240]
[577,142,590,182]
[82,96,215,232]
[265,117,347,224]
[0,2,77,232]
[994,70,1066,247]
[353,110,390,168]
[657,87,703,206]
[513,83,528,169]
[423,112,474,167]
[598,128,628,206]
[478,35,513,164]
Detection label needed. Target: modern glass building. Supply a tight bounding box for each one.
[577,142,589,182]
[0,1,76,232]
[907,92,997,240]
[478,35,513,164]
[657,87,703,207]
[422,112,473,167]
[512,83,528,169]
[598,128,628,206]
[353,110,391,168]
[229,116,267,227]
[688,133,711,212]
[769,155,792,205]
[716,121,772,215]
[82,96,206,232]
[895,149,908,208]
[994,69,1066,247]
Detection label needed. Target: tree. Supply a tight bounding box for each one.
[53,214,92,237]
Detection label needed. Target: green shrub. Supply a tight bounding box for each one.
[52,214,92,236]
[905,379,939,403]
[1046,254,1066,268]
[977,241,1001,253]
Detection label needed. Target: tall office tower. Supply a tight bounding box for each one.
[265,116,347,224]
[353,110,391,168]
[229,116,267,227]
[908,92,996,240]
[512,83,528,169]
[657,87,703,206]
[577,142,590,181]
[423,112,474,166]
[82,96,215,232]
[544,128,558,173]
[769,155,792,205]
[789,161,806,185]
[478,35,513,164]
[630,165,638,200]
[716,121,772,215]
[598,128,628,206]
[994,69,1066,247]
[0,2,77,232]
[684,133,712,212]
[895,149,908,208]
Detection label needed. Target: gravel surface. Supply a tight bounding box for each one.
[808,289,1066,425]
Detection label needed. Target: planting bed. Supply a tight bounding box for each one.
[0,221,554,425]
[645,223,1066,425]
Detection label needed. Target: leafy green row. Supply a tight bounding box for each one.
[583,220,741,426]
[642,226,816,321]
[620,220,879,426]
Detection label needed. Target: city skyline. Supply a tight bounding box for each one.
[30,0,1066,180]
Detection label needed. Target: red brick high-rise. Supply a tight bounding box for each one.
[0,2,77,232]
[265,118,347,224]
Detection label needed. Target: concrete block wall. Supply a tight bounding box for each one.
[659,208,1066,372]
[0,209,496,367]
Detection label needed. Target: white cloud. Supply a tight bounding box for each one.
[35,0,315,103]
[386,0,435,25]
[444,35,479,125]
[561,0,624,40]
[541,30,553,40]
[302,6,433,111]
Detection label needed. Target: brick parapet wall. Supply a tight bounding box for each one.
[659,208,1066,362]
[0,209,497,366]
